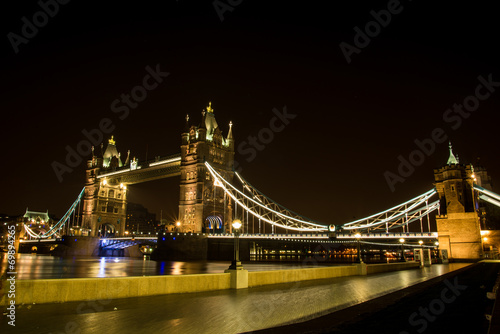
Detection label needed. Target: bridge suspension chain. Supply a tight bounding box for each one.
[474,184,500,208]
[23,188,85,239]
[206,162,328,232]
[341,189,439,232]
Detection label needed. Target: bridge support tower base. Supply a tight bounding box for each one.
[436,213,483,260]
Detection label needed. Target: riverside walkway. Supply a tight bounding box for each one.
[2,263,473,333]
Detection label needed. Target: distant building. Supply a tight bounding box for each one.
[126,202,157,235]
[0,214,18,244]
[22,209,55,237]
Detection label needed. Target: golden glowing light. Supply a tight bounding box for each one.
[232,219,242,229]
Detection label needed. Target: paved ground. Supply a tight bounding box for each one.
[257,261,500,334]
[1,263,474,334]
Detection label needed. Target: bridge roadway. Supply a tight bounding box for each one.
[3,263,470,334]
[19,231,439,244]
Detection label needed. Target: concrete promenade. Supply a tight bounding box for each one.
[1,262,420,305]
[1,263,470,334]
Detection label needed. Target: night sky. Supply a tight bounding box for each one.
[2,1,500,226]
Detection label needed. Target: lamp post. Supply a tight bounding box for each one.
[434,241,440,261]
[228,219,243,270]
[354,233,363,263]
[399,238,406,262]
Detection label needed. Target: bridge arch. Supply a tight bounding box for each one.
[98,222,117,237]
[204,215,224,233]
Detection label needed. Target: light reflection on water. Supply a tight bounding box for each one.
[0,253,334,279]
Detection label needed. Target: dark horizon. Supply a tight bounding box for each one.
[2,1,500,226]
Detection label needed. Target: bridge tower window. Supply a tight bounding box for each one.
[108,190,115,198]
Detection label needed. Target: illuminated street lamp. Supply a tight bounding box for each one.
[175,221,181,232]
[228,219,243,270]
[354,233,363,263]
[399,238,406,262]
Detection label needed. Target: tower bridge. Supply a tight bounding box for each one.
[19,103,500,260]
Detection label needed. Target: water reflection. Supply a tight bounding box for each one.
[0,253,335,280]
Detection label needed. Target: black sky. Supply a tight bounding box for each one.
[1,0,500,225]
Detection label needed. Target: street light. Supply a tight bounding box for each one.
[228,219,243,270]
[354,233,363,263]
[399,238,406,262]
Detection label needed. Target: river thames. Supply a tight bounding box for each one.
[1,253,343,279]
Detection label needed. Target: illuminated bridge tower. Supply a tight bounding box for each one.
[82,137,129,237]
[179,102,235,233]
[434,142,482,259]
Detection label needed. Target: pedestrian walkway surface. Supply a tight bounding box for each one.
[1,263,470,334]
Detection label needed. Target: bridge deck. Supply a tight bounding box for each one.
[19,232,439,245]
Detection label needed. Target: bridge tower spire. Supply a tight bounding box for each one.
[447,141,459,165]
[434,144,482,260]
